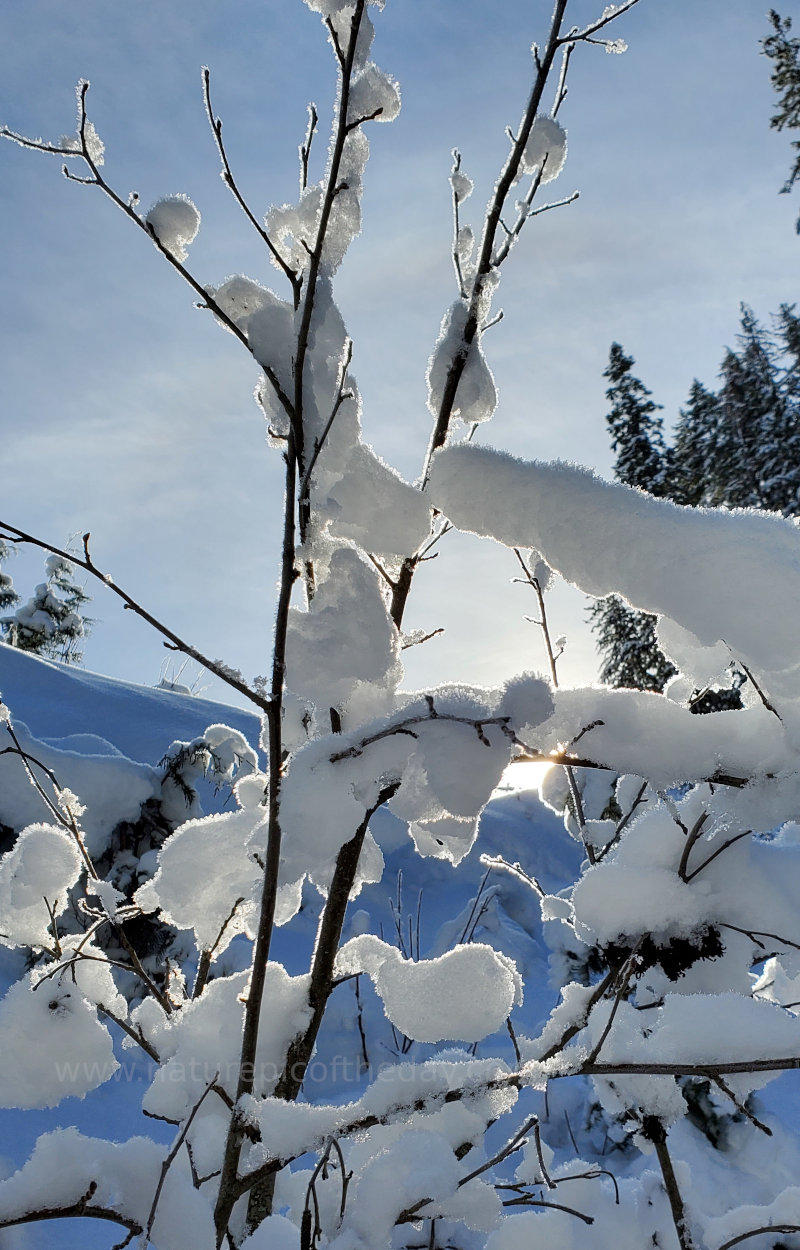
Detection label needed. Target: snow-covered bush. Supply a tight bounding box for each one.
[2,3,800,1249]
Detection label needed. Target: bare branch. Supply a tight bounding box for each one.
[716,1226,800,1250]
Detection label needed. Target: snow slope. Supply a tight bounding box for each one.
[0,642,262,764]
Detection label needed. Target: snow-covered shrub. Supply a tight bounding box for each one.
[2,3,800,1250]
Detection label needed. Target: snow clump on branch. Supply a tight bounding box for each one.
[145,195,201,262]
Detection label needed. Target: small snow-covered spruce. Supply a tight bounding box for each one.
[8,2,800,1250]
[0,552,92,664]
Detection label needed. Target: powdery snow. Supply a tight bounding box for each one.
[335,935,522,1042]
[427,444,800,685]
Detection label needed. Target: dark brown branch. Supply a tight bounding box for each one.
[511,746,753,791]
[329,709,512,763]
[500,1195,594,1223]
[711,1075,772,1136]
[645,1118,693,1250]
[683,829,751,883]
[243,782,401,1227]
[294,0,369,524]
[214,422,299,1243]
[677,811,710,882]
[0,1184,142,1242]
[97,1003,160,1063]
[716,1225,800,1250]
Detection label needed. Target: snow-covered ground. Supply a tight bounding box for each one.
[0,646,576,1248]
[4,645,800,1250]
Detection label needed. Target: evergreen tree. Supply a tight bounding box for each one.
[716,306,784,510]
[763,9,800,232]
[603,342,667,494]
[668,380,722,507]
[1,554,92,664]
[589,344,677,693]
[592,595,677,694]
[771,302,800,515]
[599,304,800,710]
[0,541,20,614]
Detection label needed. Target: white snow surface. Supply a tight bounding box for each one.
[335,935,522,1042]
[145,194,201,261]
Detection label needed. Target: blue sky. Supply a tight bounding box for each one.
[0,0,796,707]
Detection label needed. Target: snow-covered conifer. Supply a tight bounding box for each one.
[1,553,91,664]
[589,344,675,693]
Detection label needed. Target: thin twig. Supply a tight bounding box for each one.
[193,897,245,999]
[677,811,710,882]
[585,939,642,1066]
[202,67,299,294]
[683,829,751,883]
[480,854,545,898]
[711,1075,772,1136]
[595,780,648,862]
[716,1225,800,1250]
[145,1074,220,1242]
[97,1003,160,1063]
[563,0,642,44]
[298,339,354,501]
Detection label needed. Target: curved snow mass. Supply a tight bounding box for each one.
[427,444,800,682]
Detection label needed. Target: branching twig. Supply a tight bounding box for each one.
[329,707,512,763]
[683,829,751,884]
[202,67,299,294]
[584,938,642,1066]
[677,811,710,882]
[145,1074,220,1242]
[716,1226,800,1250]
[193,897,245,999]
[711,1075,772,1136]
[595,779,648,862]
[563,0,642,44]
